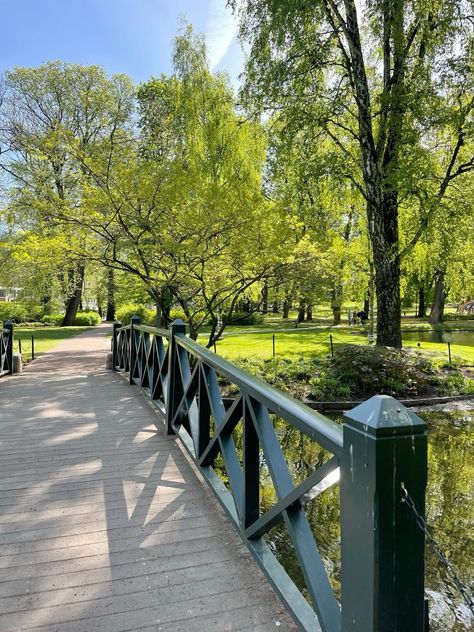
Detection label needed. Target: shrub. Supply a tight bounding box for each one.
[0,302,28,323]
[443,313,474,321]
[224,311,265,326]
[234,344,474,401]
[236,357,320,393]
[169,308,188,322]
[40,313,64,326]
[74,311,101,326]
[116,303,155,326]
[310,345,436,399]
[168,308,207,325]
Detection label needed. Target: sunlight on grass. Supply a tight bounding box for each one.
[14,327,94,357]
[205,326,474,364]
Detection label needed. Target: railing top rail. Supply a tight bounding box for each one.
[116,324,131,333]
[175,333,343,456]
[134,324,170,338]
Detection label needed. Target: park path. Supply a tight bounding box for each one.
[0,326,295,632]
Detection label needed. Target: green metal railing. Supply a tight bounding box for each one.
[113,317,428,632]
[0,321,14,377]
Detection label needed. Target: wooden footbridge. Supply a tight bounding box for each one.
[0,321,428,632]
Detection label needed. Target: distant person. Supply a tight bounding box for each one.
[356,310,368,324]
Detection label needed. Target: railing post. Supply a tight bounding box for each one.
[166,318,186,435]
[129,315,140,384]
[5,320,14,375]
[112,321,121,371]
[340,395,427,632]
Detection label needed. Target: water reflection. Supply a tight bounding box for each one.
[403,330,474,347]
[258,409,473,631]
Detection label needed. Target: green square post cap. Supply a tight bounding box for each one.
[344,395,427,437]
[170,318,186,333]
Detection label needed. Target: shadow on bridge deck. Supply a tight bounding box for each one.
[0,327,295,631]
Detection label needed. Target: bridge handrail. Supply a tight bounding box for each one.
[111,316,428,632]
[175,332,343,456]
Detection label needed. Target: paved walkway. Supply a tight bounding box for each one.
[0,327,295,632]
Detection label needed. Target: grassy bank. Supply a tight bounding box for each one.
[233,346,474,403]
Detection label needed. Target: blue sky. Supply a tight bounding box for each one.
[1,0,244,86]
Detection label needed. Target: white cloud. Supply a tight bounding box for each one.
[205,0,239,69]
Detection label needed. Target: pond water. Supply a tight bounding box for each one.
[403,329,474,347]
[250,408,473,631]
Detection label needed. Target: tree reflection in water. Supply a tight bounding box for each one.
[216,408,473,631]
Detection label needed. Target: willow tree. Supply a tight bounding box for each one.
[67,27,287,345]
[233,0,474,346]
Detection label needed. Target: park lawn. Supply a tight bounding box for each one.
[210,327,369,361]
[403,339,474,364]
[14,326,94,358]
[207,326,474,364]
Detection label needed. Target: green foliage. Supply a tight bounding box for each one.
[73,311,101,326]
[116,303,155,326]
[40,314,64,326]
[433,374,474,396]
[41,311,100,326]
[0,302,28,323]
[310,346,474,400]
[443,313,474,321]
[236,344,474,401]
[224,311,265,326]
[0,301,46,323]
[315,346,435,398]
[237,356,319,392]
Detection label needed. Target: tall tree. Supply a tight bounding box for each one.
[63,27,287,345]
[233,0,474,346]
[0,62,134,324]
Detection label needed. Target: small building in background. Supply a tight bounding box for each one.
[0,287,21,302]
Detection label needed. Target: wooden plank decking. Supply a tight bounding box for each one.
[0,327,295,632]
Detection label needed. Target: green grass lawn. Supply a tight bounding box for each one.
[13,326,94,360]
[205,324,474,365]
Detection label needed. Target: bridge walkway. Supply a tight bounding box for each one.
[0,327,294,632]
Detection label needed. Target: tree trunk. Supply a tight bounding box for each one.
[106,268,115,321]
[369,186,402,347]
[42,293,52,316]
[368,259,375,339]
[306,304,313,321]
[282,297,291,319]
[331,287,342,325]
[62,264,84,326]
[363,296,369,316]
[429,271,447,324]
[155,302,163,327]
[372,248,402,347]
[297,298,306,323]
[261,279,268,313]
[272,300,279,313]
[417,286,426,319]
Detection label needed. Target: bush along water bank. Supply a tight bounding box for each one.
[234,345,474,403]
